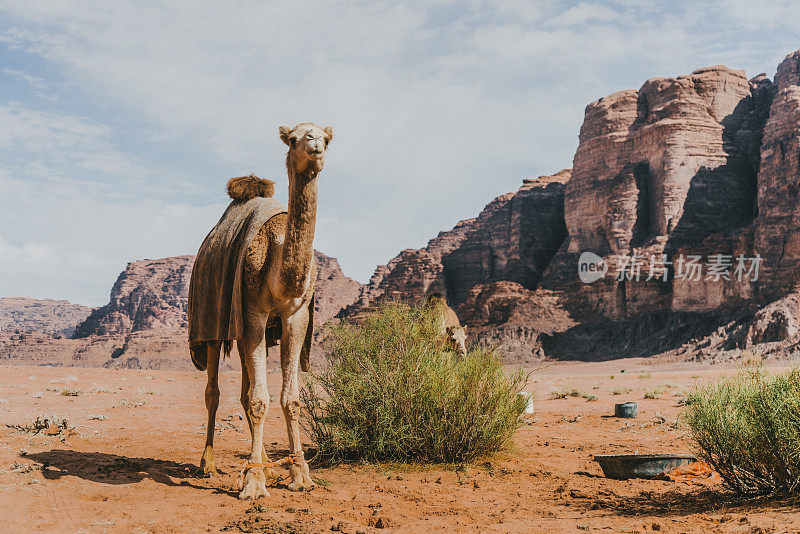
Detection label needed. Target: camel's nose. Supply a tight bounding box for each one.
[307,140,324,155]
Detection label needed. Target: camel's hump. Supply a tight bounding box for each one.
[227,175,275,201]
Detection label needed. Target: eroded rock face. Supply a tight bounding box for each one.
[543,65,774,319]
[754,51,800,301]
[73,256,194,337]
[352,171,570,316]
[351,51,800,362]
[0,297,92,337]
[352,219,476,310]
[443,170,570,304]
[312,251,363,326]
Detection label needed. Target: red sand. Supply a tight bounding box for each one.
[2,359,798,533]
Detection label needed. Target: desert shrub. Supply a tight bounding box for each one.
[300,301,528,464]
[684,367,800,494]
[551,386,584,399]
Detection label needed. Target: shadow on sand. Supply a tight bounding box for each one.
[24,449,234,494]
[23,448,302,495]
[584,488,798,519]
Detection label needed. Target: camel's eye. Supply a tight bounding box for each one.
[324,138,329,147]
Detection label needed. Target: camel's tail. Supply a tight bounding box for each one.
[300,295,314,372]
[189,340,233,371]
[190,341,208,371]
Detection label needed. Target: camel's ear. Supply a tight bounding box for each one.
[324,126,334,143]
[462,325,467,335]
[279,125,292,146]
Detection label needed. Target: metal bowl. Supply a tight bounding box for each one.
[594,454,697,479]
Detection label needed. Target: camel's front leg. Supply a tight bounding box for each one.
[239,315,270,500]
[238,343,280,480]
[281,306,315,492]
[200,341,221,476]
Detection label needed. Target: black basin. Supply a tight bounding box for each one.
[594,454,697,479]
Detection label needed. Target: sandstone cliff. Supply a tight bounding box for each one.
[74,256,193,337]
[0,297,92,337]
[351,170,570,311]
[541,65,774,319]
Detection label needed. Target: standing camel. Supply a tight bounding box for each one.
[188,122,333,499]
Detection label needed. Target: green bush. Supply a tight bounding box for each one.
[684,367,800,494]
[300,301,528,464]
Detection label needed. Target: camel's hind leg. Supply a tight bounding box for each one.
[280,306,315,492]
[238,315,270,500]
[199,341,222,476]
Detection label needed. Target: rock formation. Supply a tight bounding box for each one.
[74,256,193,338]
[754,51,800,301]
[542,65,774,319]
[351,170,570,311]
[311,251,363,326]
[0,297,91,337]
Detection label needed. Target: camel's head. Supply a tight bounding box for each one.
[447,325,468,359]
[279,122,334,174]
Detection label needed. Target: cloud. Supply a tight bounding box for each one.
[0,0,799,304]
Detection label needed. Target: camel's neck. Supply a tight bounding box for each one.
[279,162,318,299]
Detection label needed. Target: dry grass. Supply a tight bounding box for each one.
[301,301,528,464]
[551,386,585,399]
[643,383,676,399]
[685,367,800,494]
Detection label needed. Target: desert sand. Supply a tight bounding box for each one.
[2,359,798,533]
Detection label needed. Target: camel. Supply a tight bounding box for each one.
[424,293,468,358]
[189,122,333,500]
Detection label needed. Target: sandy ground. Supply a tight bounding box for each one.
[2,359,799,533]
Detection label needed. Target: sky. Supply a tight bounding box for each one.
[1,0,799,306]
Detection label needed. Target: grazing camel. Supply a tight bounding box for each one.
[188,122,333,499]
[424,293,468,358]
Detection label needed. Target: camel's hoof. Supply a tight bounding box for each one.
[287,478,314,492]
[201,464,218,477]
[239,469,269,500]
[199,446,218,477]
[287,461,315,492]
